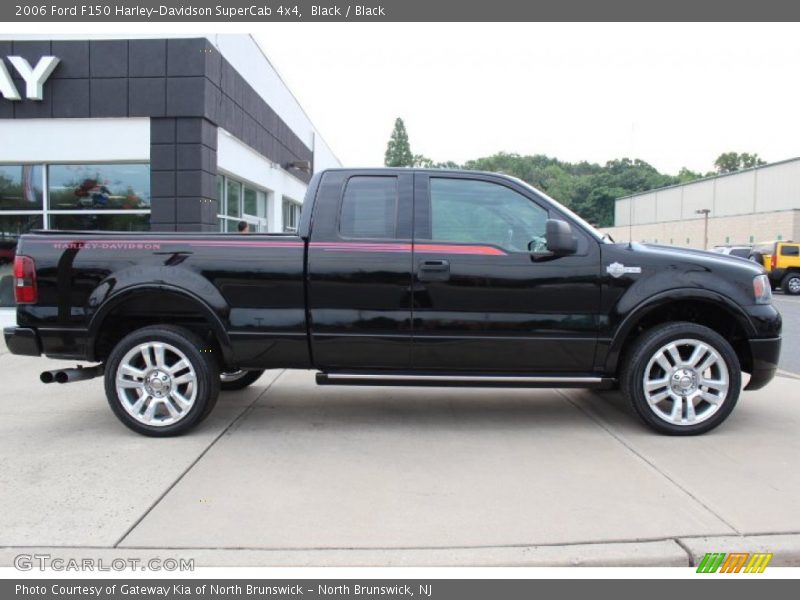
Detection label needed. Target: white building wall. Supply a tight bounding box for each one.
[715,169,755,217]
[633,191,656,225]
[615,197,631,227]
[0,33,342,175]
[680,178,715,221]
[655,187,682,222]
[0,118,149,162]
[756,159,800,212]
[618,158,800,228]
[205,34,341,172]
[216,128,309,233]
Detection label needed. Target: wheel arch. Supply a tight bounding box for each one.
[87,284,234,366]
[605,289,756,376]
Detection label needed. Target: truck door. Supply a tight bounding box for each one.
[411,173,601,373]
[307,170,414,370]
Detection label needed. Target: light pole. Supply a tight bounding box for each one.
[695,208,710,250]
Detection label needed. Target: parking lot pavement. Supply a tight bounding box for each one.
[1,345,799,566]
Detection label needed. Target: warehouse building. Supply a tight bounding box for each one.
[601,158,800,249]
[0,33,340,323]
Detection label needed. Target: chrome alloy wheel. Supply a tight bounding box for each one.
[788,276,800,294]
[642,338,730,426]
[115,342,198,427]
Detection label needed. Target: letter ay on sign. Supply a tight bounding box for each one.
[0,56,60,101]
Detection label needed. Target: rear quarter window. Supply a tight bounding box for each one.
[780,244,800,256]
[339,176,398,239]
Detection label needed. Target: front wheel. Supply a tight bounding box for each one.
[220,369,265,391]
[104,325,220,437]
[621,322,741,435]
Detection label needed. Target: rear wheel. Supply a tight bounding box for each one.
[104,325,220,436]
[621,322,740,435]
[781,272,800,295]
[220,369,265,391]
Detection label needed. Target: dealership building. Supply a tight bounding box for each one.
[601,158,800,249]
[0,33,340,322]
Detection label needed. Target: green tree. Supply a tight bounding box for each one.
[384,118,414,167]
[714,152,767,174]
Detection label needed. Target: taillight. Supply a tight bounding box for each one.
[770,253,777,270]
[13,255,37,304]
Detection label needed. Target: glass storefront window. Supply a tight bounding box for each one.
[218,175,270,232]
[283,199,301,232]
[49,213,150,232]
[48,163,150,210]
[225,179,241,218]
[0,165,44,210]
[1,162,152,308]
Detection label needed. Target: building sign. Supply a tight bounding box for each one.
[0,56,59,101]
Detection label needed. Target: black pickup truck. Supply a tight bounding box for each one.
[4,169,782,436]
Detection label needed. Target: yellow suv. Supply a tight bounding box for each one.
[749,241,800,295]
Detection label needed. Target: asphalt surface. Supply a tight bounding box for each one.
[1,339,799,567]
[773,293,800,376]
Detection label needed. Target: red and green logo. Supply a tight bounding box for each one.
[696,552,773,573]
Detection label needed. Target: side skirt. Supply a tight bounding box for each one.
[315,372,615,389]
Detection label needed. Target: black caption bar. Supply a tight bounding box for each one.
[4,0,800,21]
[3,580,797,600]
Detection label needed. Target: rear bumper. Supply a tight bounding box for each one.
[744,336,781,391]
[3,326,42,357]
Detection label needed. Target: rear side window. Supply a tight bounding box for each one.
[781,245,800,256]
[339,176,398,239]
[730,248,750,258]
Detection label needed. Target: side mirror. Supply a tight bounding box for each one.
[545,219,577,255]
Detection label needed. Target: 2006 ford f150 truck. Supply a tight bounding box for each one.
[4,169,782,436]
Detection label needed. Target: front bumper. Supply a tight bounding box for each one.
[744,336,781,391]
[3,326,41,357]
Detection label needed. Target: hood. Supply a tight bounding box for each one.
[617,242,765,277]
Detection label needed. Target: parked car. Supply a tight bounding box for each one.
[4,169,782,437]
[711,244,752,259]
[749,240,800,294]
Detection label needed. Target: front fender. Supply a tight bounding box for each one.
[604,287,757,374]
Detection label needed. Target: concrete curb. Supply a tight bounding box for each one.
[678,533,800,567]
[3,534,800,567]
[1,540,689,567]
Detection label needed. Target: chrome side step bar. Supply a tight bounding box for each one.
[316,372,613,389]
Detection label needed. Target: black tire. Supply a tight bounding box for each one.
[621,322,741,435]
[104,325,220,437]
[781,272,800,295]
[220,369,265,391]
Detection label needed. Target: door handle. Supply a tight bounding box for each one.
[418,259,450,281]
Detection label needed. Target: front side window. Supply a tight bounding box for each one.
[430,178,548,253]
[340,176,398,239]
[48,164,150,210]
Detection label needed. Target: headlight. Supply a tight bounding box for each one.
[753,274,772,304]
